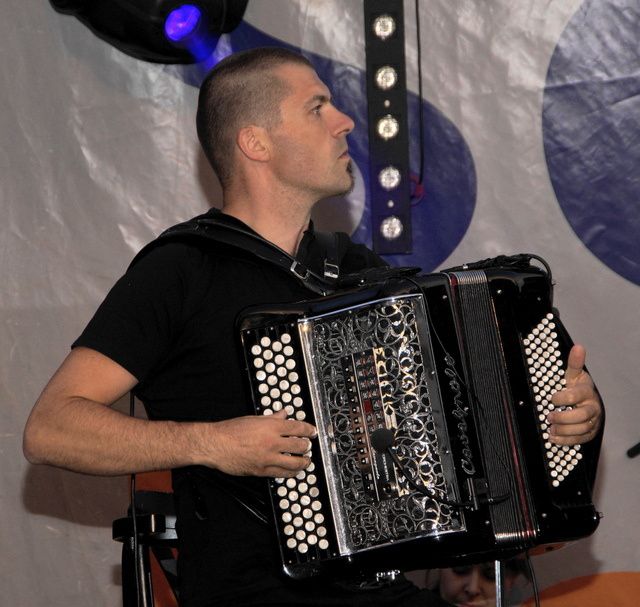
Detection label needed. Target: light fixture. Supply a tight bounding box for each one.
[376,114,400,140]
[375,66,398,91]
[378,166,401,191]
[365,0,412,253]
[372,14,396,40]
[380,216,404,240]
[164,4,203,42]
[50,1,248,64]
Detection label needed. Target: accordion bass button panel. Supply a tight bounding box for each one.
[523,313,582,487]
[245,324,335,563]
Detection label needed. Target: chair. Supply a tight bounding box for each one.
[112,471,179,607]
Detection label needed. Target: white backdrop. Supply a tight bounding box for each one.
[3,1,639,605]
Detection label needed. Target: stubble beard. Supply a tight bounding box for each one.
[345,159,355,193]
[331,159,355,196]
[304,158,356,206]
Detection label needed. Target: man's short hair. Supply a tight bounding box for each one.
[196,47,313,187]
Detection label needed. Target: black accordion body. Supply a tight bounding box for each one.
[238,260,600,579]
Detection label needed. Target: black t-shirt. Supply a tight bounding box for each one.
[73,216,448,606]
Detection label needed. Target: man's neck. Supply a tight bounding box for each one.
[221,196,312,257]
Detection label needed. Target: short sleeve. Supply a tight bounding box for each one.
[72,242,196,382]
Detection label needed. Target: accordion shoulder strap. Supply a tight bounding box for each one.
[130,209,349,295]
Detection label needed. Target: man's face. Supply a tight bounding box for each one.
[266,63,355,202]
[439,564,516,607]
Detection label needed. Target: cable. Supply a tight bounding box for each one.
[129,391,142,607]
[524,553,541,607]
[412,0,426,203]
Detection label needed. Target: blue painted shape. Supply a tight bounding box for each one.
[180,20,476,272]
[543,0,640,285]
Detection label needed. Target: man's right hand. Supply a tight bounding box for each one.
[202,409,317,478]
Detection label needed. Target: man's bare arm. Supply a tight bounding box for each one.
[23,347,316,477]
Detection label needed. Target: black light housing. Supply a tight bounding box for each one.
[50,0,248,64]
[364,0,413,254]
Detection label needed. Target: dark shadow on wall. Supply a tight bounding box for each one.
[21,393,133,527]
[22,464,128,527]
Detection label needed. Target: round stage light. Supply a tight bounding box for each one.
[380,216,404,240]
[378,166,401,191]
[372,15,396,40]
[377,114,400,140]
[164,4,202,42]
[375,66,398,90]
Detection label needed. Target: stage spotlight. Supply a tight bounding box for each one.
[378,166,401,191]
[49,0,248,64]
[379,216,404,240]
[375,66,398,91]
[376,114,400,141]
[164,5,203,42]
[372,14,396,40]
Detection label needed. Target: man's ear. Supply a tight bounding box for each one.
[236,125,270,162]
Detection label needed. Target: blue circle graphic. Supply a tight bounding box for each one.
[543,0,640,285]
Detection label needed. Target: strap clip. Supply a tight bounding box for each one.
[290,260,310,281]
[323,261,340,280]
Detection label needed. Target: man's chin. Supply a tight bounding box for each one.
[344,173,356,195]
[323,178,355,200]
[340,162,356,195]
[314,165,356,201]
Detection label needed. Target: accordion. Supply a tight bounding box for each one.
[238,258,601,579]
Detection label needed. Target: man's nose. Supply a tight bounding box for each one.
[331,106,355,137]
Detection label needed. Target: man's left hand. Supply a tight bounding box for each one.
[547,344,602,445]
